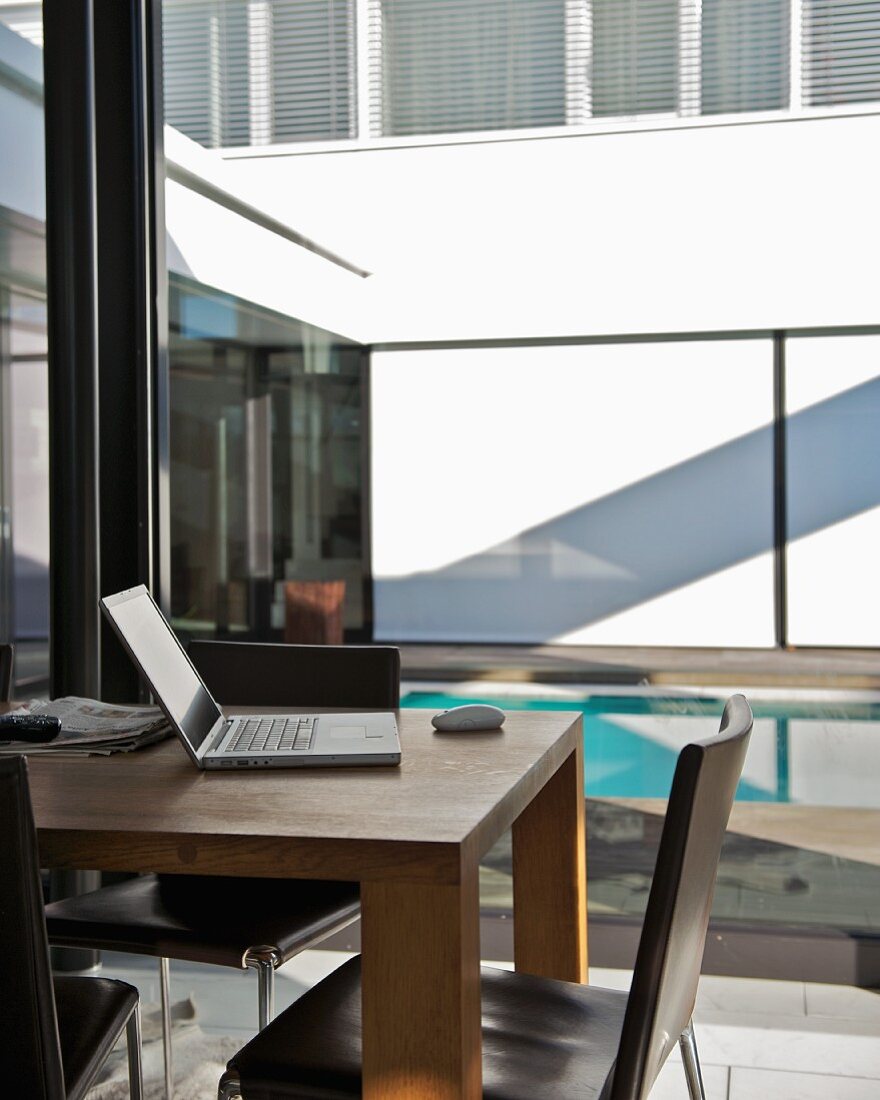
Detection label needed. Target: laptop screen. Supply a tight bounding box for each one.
[101,586,222,755]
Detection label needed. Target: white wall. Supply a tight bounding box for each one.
[786,335,880,648]
[371,340,775,645]
[222,113,880,343]
[164,128,370,341]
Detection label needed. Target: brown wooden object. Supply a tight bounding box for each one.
[512,733,588,983]
[13,704,587,1100]
[361,869,481,1099]
[284,579,346,644]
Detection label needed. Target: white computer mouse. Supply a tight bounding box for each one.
[431,704,506,732]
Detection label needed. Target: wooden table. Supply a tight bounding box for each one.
[27,707,587,1099]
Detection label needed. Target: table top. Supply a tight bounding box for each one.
[26,707,582,885]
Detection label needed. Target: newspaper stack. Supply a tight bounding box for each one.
[0,696,173,755]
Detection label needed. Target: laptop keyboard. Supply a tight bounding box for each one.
[225,715,316,753]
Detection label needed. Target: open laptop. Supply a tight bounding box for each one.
[101,585,401,770]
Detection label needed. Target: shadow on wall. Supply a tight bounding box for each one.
[376,376,880,641]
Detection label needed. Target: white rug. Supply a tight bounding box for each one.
[86,999,243,1100]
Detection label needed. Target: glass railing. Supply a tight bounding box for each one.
[403,688,880,947]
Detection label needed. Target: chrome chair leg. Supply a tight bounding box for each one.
[159,955,173,1099]
[218,1068,242,1099]
[679,1017,706,1100]
[126,1002,144,1100]
[245,946,280,1031]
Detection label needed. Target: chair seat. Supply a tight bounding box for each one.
[54,976,138,1100]
[227,956,628,1100]
[46,874,360,968]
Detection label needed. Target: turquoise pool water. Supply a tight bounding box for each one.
[401,690,880,807]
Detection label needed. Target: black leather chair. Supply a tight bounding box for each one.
[46,641,400,1099]
[0,757,143,1099]
[188,640,401,709]
[218,695,753,1100]
[0,641,12,700]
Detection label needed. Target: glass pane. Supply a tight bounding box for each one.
[0,4,49,694]
[402,688,880,940]
[168,278,367,642]
[372,340,775,646]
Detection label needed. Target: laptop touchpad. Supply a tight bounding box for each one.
[329,725,367,740]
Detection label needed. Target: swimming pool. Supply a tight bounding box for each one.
[402,688,880,806]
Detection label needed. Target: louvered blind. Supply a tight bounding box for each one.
[162,0,354,147]
[803,0,880,105]
[591,0,683,117]
[701,0,790,114]
[158,0,880,148]
[163,0,250,147]
[269,1,354,141]
[377,0,572,137]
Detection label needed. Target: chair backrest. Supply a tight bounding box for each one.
[610,694,753,1100]
[0,642,13,701]
[0,757,66,1098]
[187,640,401,708]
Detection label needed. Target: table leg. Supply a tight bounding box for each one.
[361,865,482,1099]
[512,741,588,982]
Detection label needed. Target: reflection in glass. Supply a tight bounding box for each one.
[169,276,367,643]
[785,334,880,646]
[0,9,49,692]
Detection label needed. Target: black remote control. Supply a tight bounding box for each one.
[0,714,63,743]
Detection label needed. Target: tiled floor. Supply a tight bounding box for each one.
[98,950,880,1099]
[608,969,880,1099]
